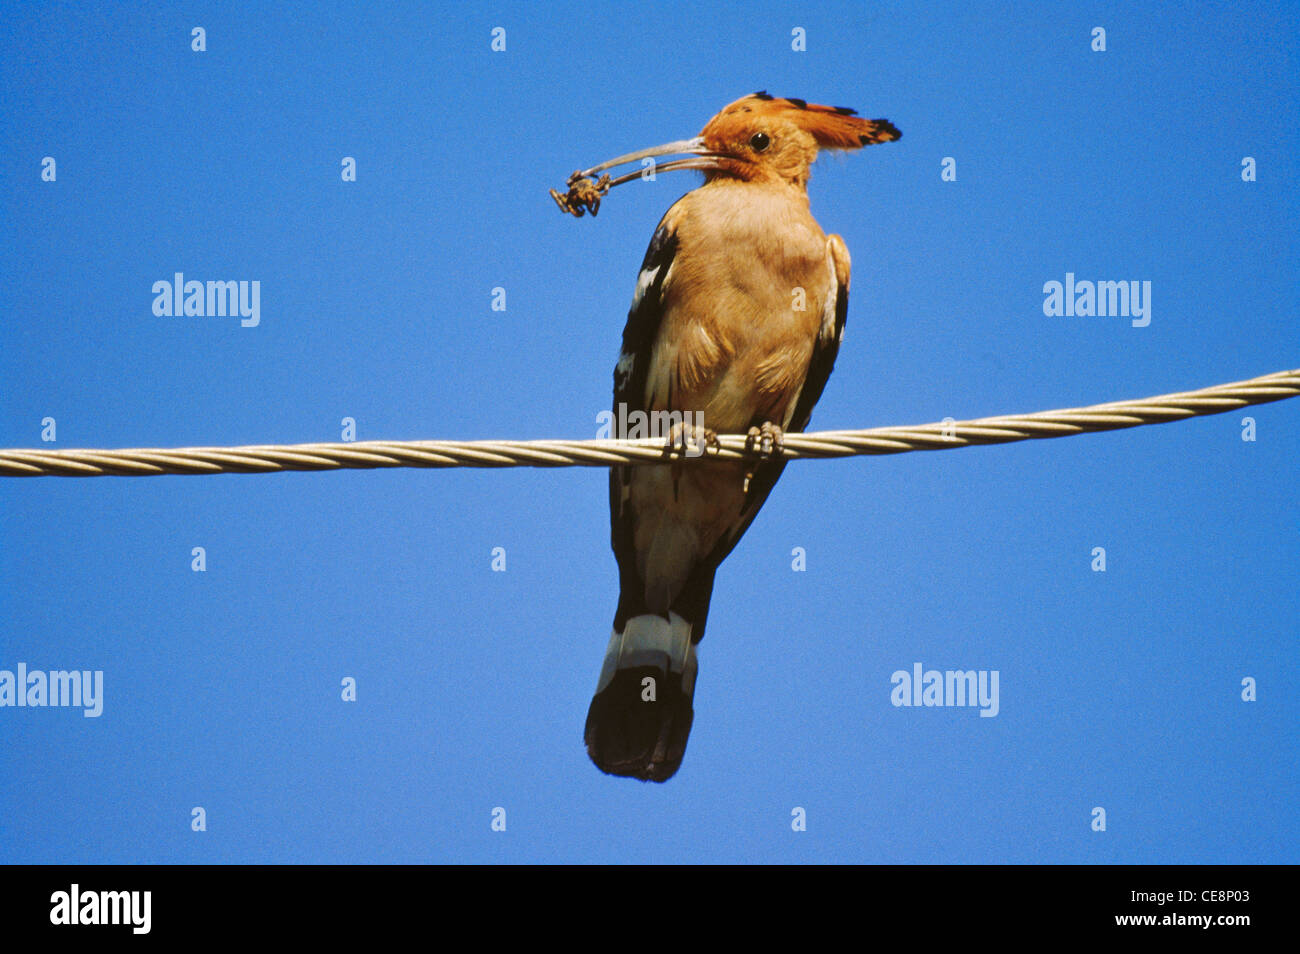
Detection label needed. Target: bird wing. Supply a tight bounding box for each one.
[609,203,683,627]
[612,209,680,416]
[786,233,850,434]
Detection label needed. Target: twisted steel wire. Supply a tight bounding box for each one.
[1,368,1295,478]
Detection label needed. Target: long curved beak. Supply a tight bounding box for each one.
[552,136,728,217]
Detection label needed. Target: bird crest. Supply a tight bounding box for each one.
[704,91,901,151]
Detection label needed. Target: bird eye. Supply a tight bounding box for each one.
[749,132,771,152]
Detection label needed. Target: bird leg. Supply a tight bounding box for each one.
[663,421,719,501]
[746,421,785,458]
[662,421,719,460]
[743,421,785,492]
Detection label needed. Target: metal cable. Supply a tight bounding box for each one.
[2,368,1295,478]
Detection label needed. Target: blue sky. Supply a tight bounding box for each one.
[1,0,1296,863]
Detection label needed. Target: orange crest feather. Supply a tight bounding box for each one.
[709,91,900,150]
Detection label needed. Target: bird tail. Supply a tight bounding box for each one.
[584,612,697,782]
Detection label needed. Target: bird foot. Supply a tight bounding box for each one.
[745,421,785,459]
[663,421,719,459]
[743,422,785,492]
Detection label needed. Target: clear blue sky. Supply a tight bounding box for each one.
[1,0,1296,863]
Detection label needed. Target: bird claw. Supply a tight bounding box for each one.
[745,422,785,459]
[743,422,784,493]
[663,422,718,459]
[551,173,612,217]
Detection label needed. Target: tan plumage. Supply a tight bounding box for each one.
[649,180,836,430]
[578,93,900,781]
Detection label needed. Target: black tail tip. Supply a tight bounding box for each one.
[584,665,694,782]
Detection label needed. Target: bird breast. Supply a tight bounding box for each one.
[651,181,832,432]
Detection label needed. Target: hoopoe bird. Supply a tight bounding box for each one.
[564,92,900,781]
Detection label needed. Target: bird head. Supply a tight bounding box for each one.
[553,92,899,214]
[696,92,900,188]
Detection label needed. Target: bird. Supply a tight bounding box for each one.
[569,92,900,781]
